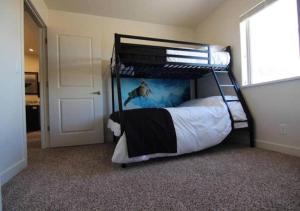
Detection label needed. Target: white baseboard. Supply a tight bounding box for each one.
[256,139,300,157]
[0,159,27,186]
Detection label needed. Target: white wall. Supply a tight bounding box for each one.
[47,9,196,141]
[0,0,48,187]
[0,0,27,185]
[48,10,196,60]
[196,0,300,156]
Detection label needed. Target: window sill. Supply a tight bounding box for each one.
[241,75,300,89]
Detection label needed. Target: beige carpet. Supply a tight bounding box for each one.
[27,131,41,148]
[2,138,300,210]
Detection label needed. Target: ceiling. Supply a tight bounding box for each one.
[44,0,225,28]
[24,11,39,55]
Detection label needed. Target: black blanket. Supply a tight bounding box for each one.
[110,108,177,158]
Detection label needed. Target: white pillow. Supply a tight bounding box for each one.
[179,96,226,107]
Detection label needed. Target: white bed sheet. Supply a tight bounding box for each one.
[179,96,248,128]
[108,96,247,164]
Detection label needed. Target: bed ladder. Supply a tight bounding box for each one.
[211,68,255,147]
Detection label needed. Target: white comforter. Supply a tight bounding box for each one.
[108,96,247,164]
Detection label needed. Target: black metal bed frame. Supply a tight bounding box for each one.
[110,33,255,148]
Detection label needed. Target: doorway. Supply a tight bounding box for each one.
[24,0,48,149]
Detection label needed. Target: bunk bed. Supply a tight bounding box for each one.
[108,34,254,166]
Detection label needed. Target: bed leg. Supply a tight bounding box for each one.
[249,130,255,148]
[121,164,127,168]
[113,135,117,143]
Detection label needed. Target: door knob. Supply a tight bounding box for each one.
[90,91,101,95]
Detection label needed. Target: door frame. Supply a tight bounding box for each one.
[24,0,49,148]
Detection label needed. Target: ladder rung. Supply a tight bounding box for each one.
[234,120,248,123]
[220,85,234,87]
[233,127,249,130]
[214,71,228,73]
[226,100,239,102]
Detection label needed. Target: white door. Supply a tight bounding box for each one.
[48,33,103,147]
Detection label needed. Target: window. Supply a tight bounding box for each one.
[240,0,300,86]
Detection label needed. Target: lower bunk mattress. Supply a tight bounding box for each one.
[108,96,248,164]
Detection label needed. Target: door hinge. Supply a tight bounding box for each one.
[47,126,50,131]
[46,81,49,88]
[45,38,48,45]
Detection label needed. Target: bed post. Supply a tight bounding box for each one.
[194,79,198,98]
[298,0,300,54]
[111,57,115,113]
[110,55,118,143]
[114,34,125,133]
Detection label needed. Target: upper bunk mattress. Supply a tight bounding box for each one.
[166,49,230,66]
[118,43,230,67]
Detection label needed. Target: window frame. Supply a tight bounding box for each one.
[298,0,300,51]
[240,0,300,87]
